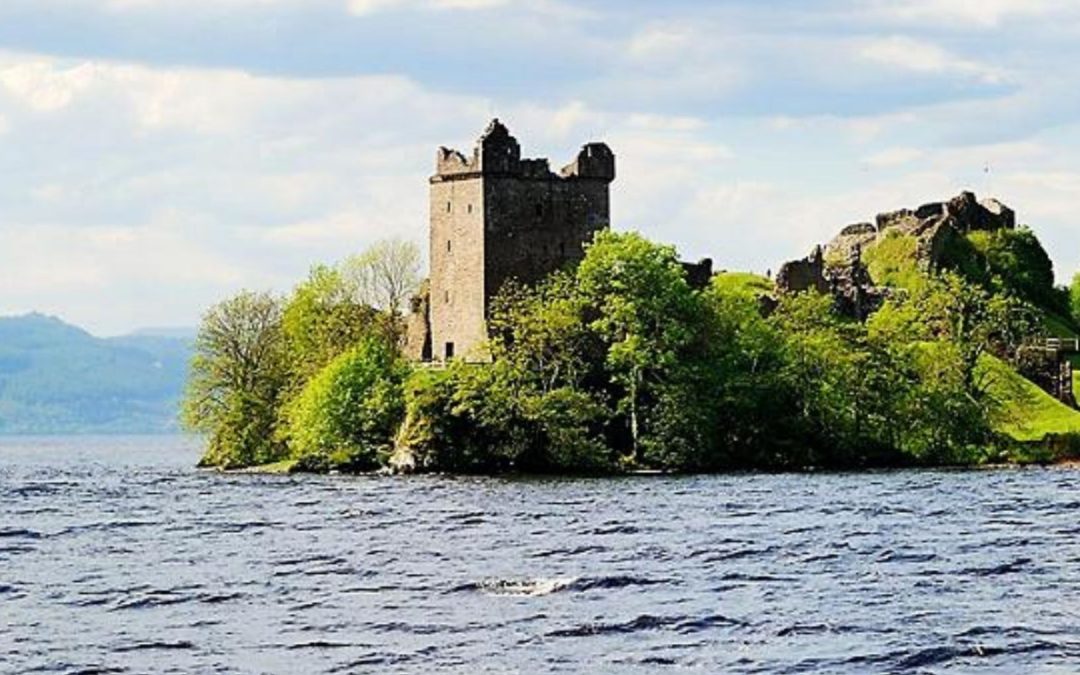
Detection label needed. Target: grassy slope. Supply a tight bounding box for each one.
[859,230,1080,444]
[862,232,924,291]
[712,272,772,297]
[234,459,299,474]
[982,354,1080,442]
[1042,311,1078,338]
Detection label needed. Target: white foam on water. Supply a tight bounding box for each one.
[478,577,579,597]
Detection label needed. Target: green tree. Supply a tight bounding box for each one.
[769,292,904,466]
[282,337,409,471]
[282,265,386,385]
[1071,272,1080,323]
[703,278,800,467]
[575,230,711,466]
[487,273,598,394]
[182,291,289,468]
[964,227,1066,314]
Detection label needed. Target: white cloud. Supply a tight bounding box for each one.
[0,60,99,112]
[104,0,320,9]
[627,24,696,62]
[868,0,1072,28]
[0,52,479,332]
[863,146,925,168]
[346,0,586,17]
[4,0,1080,334]
[858,36,1006,84]
[346,0,403,14]
[0,51,728,332]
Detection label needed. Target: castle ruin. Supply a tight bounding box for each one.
[407,120,616,362]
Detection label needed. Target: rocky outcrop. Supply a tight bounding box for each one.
[776,191,1015,319]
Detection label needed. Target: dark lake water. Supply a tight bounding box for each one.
[2,436,1080,674]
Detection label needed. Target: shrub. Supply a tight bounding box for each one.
[282,337,408,471]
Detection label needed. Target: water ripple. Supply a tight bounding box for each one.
[3,436,1080,673]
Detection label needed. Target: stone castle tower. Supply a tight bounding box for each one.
[408,119,616,362]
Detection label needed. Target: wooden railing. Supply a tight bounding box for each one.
[1034,337,1080,354]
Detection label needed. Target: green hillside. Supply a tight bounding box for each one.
[858,223,1080,446]
[0,314,191,434]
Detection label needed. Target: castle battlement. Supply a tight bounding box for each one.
[435,147,476,177]
[432,119,615,185]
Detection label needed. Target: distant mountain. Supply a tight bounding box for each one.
[124,326,198,340]
[0,313,192,434]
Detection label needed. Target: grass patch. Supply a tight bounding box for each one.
[711,272,772,298]
[981,354,1080,442]
[823,248,848,270]
[862,232,923,291]
[1042,311,1079,339]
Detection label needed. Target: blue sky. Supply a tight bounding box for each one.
[2,0,1080,334]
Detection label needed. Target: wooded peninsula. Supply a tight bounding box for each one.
[182,199,1080,475]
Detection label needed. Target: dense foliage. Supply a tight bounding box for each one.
[962,227,1068,318]
[184,240,418,470]
[389,232,1036,473]
[1071,273,1080,325]
[282,337,408,472]
[185,230,1073,474]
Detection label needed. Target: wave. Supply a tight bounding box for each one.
[452,575,669,597]
[836,640,1065,671]
[529,545,606,558]
[0,527,43,539]
[108,588,246,611]
[548,612,748,638]
[957,558,1032,576]
[285,641,355,650]
[112,641,196,653]
[591,524,642,535]
[457,577,578,597]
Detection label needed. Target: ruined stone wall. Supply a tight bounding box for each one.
[429,175,487,362]
[681,259,714,290]
[403,280,432,362]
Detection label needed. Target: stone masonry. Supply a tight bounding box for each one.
[418,119,616,362]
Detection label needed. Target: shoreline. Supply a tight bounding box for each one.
[216,457,1080,477]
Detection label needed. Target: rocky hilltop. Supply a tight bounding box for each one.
[776,191,1017,318]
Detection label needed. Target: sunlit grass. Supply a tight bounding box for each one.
[982,354,1080,442]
